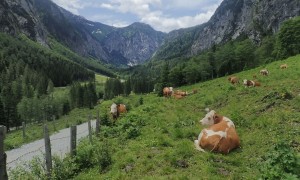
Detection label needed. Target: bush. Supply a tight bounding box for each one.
[51,155,78,179]
[95,141,112,173]
[259,141,300,179]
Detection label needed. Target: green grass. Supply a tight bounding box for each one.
[75,55,300,179]
[6,55,300,179]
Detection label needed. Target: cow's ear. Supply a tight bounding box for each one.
[205,108,210,112]
[213,114,221,124]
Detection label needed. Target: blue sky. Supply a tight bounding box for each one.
[51,0,223,32]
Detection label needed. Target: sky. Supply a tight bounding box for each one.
[51,0,223,33]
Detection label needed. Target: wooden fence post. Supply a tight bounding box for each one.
[88,119,92,144]
[96,111,100,137]
[44,124,52,178]
[70,126,77,157]
[0,126,8,180]
[52,115,56,131]
[22,122,26,140]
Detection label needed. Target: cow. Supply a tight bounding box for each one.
[280,64,288,69]
[163,87,173,97]
[228,76,239,85]
[172,94,184,99]
[110,103,127,120]
[260,69,269,76]
[243,79,261,87]
[174,90,188,96]
[194,109,240,154]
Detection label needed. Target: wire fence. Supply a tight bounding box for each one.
[3,119,99,172]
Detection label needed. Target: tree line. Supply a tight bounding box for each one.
[0,33,96,130]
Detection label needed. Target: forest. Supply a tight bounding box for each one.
[0,33,97,130]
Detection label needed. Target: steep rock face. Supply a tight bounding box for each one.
[153,0,300,60]
[103,23,165,66]
[0,0,48,45]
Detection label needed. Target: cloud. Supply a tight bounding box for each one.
[141,10,215,32]
[52,0,84,14]
[52,0,223,32]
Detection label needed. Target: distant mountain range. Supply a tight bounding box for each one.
[0,0,165,66]
[1,0,299,67]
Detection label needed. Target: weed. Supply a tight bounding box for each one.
[259,141,300,179]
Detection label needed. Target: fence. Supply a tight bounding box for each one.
[1,113,101,178]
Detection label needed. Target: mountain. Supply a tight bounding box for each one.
[152,0,300,61]
[0,0,166,66]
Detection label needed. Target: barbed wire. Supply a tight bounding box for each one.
[5,126,96,166]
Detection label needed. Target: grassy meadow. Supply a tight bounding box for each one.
[7,55,300,179]
[75,55,300,179]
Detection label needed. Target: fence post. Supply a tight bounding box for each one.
[70,126,77,157]
[52,115,56,132]
[96,111,100,137]
[88,119,92,144]
[0,126,8,180]
[22,122,26,140]
[44,124,52,178]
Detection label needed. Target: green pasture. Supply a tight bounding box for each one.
[75,55,300,179]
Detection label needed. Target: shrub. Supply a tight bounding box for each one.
[95,141,112,173]
[259,141,300,179]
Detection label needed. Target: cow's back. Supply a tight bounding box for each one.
[199,120,240,154]
[117,104,127,114]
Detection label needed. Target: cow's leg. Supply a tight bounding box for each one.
[194,131,206,152]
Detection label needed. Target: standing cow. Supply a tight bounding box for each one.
[110,103,127,120]
[194,109,240,154]
[163,87,173,97]
[260,69,269,76]
[228,76,239,85]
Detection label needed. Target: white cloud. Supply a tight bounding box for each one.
[141,10,215,32]
[52,0,84,14]
[51,0,223,32]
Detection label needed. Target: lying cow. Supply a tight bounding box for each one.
[243,79,261,87]
[228,76,239,85]
[174,90,188,96]
[110,103,127,120]
[194,110,240,154]
[280,64,288,69]
[260,69,269,76]
[163,87,173,97]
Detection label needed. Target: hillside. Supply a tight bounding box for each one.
[77,55,300,179]
[11,55,300,179]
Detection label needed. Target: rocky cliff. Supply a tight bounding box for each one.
[153,0,300,60]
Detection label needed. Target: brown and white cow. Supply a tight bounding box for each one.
[163,87,173,97]
[280,64,288,69]
[194,110,240,154]
[260,69,269,76]
[228,76,239,85]
[174,90,188,96]
[243,79,261,87]
[110,103,127,120]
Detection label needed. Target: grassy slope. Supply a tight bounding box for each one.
[76,55,300,179]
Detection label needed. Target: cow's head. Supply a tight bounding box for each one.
[200,110,216,126]
[243,79,248,85]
